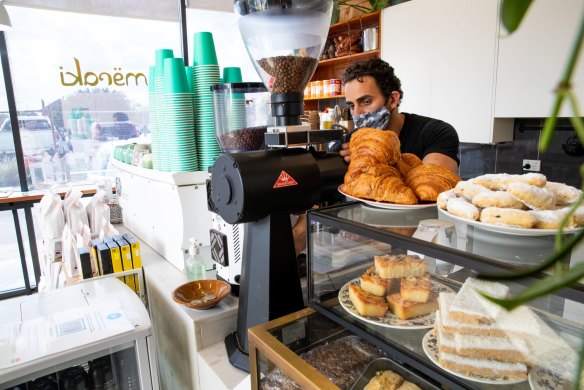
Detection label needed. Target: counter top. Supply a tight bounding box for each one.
[134,227,249,389]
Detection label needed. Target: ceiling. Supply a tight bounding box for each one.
[4,0,234,22]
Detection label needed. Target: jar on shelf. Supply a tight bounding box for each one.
[323,79,331,97]
[329,79,341,96]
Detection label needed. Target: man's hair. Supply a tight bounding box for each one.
[342,58,403,106]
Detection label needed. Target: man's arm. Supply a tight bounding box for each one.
[423,152,458,173]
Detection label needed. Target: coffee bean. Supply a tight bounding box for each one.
[258,56,317,93]
[218,126,267,152]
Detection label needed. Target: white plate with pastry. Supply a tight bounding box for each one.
[422,330,527,385]
[338,278,453,329]
[438,206,582,237]
[338,185,436,210]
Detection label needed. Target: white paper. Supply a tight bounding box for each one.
[0,299,134,369]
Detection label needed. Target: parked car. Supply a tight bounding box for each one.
[91,112,140,141]
[0,115,58,157]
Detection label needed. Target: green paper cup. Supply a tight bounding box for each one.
[222,67,242,83]
[193,32,218,66]
[185,66,194,93]
[164,58,190,93]
[155,49,174,78]
[148,66,156,93]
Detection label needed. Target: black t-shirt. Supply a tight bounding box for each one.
[398,112,460,165]
[331,112,460,165]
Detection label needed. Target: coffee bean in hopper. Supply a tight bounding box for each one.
[258,55,317,93]
[218,126,267,152]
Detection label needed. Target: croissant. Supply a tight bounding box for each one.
[345,163,402,184]
[396,153,422,176]
[350,127,401,165]
[343,171,418,204]
[405,164,461,202]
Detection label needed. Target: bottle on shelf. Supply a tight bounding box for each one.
[185,238,206,281]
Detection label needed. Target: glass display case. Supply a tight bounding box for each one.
[0,277,158,390]
[249,202,584,390]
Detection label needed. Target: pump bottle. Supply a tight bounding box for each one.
[186,238,206,281]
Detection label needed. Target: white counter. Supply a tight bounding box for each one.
[135,228,249,389]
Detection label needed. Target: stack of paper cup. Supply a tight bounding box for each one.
[160,57,197,172]
[152,49,174,171]
[192,32,221,172]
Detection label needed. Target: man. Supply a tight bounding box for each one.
[332,58,460,172]
[292,59,461,255]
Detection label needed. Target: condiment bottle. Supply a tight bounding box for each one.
[186,238,206,281]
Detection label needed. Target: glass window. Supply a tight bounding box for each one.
[0,47,19,191]
[186,9,260,82]
[0,209,35,294]
[1,6,180,189]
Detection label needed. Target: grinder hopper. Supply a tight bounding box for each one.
[235,0,333,126]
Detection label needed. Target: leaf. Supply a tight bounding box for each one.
[501,0,534,33]
[369,0,388,11]
[480,262,584,311]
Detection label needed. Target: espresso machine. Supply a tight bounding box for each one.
[208,0,347,372]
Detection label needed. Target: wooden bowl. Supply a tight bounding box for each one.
[172,279,231,310]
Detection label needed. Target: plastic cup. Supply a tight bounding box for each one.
[164,58,190,93]
[193,32,218,66]
[222,67,242,83]
[155,49,174,78]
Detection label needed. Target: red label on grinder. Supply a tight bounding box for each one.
[273,171,298,188]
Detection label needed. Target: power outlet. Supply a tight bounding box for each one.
[522,159,541,172]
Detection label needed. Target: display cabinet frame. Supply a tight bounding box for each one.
[304,201,584,390]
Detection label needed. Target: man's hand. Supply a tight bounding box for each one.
[339,142,351,163]
[292,214,307,257]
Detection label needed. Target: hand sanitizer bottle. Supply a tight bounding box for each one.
[186,238,206,281]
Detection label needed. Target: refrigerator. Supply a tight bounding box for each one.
[0,277,159,389]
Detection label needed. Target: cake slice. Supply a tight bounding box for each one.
[400,273,430,302]
[364,370,403,390]
[434,310,528,363]
[438,292,540,338]
[360,269,392,297]
[438,351,528,380]
[349,284,388,317]
[448,278,510,325]
[374,254,427,279]
[397,382,422,390]
[387,292,438,320]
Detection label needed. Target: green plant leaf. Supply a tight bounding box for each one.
[369,0,388,11]
[480,262,584,311]
[501,0,534,33]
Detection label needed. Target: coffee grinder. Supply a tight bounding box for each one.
[209,0,346,372]
[209,82,274,295]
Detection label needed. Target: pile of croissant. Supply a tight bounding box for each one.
[342,128,460,204]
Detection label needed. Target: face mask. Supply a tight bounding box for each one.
[352,104,391,130]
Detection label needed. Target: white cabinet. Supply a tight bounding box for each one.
[382,0,513,144]
[381,0,582,143]
[379,1,432,116]
[494,0,584,117]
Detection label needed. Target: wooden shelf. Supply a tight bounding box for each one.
[305,10,382,111]
[304,95,345,101]
[329,11,380,31]
[318,49,380,67]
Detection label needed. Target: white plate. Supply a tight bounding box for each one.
[338,278,454,329]
[528,367,572,390]
[437,206,583,237]
[422,330,527,385]
[338,185,436,210]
